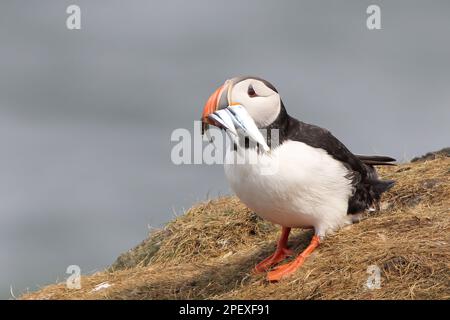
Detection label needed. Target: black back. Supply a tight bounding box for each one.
[263,101,394,214]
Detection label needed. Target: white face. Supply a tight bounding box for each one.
[229,79,281,128]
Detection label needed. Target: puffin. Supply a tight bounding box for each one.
[201,76,395,281]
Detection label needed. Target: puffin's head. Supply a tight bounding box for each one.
[201,76,281,132]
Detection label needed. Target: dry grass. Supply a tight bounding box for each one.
[21,155,450,300]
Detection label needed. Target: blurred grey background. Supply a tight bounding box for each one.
[0,0,449,299]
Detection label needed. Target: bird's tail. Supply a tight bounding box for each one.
[356,154,396,166]
[372,179,396,196]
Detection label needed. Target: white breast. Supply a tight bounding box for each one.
[224,140,354,237]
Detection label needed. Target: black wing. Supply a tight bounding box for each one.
[284,117,369,178]
[267,106,395,214]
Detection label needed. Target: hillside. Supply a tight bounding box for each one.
[22,152,449,300]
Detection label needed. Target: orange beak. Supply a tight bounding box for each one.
[201,84,227,134]
[202,85,223,123]
[201,78,243,134]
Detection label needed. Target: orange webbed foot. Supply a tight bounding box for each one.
[266,235,321,282]
[267,256,306,281]
[253,227,292,274]
[254,247,293,273]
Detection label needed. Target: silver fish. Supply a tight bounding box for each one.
[208,109,238,136]
[226,105,270,152]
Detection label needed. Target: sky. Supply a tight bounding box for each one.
[0,0,449,298]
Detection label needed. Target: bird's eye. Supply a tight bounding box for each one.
[247,85,257,98]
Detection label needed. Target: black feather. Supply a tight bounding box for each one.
[360,160,396,166]
[263,101,396,215]
[356,155,396,163]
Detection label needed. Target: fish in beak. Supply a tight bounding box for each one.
[201,80,270,152]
